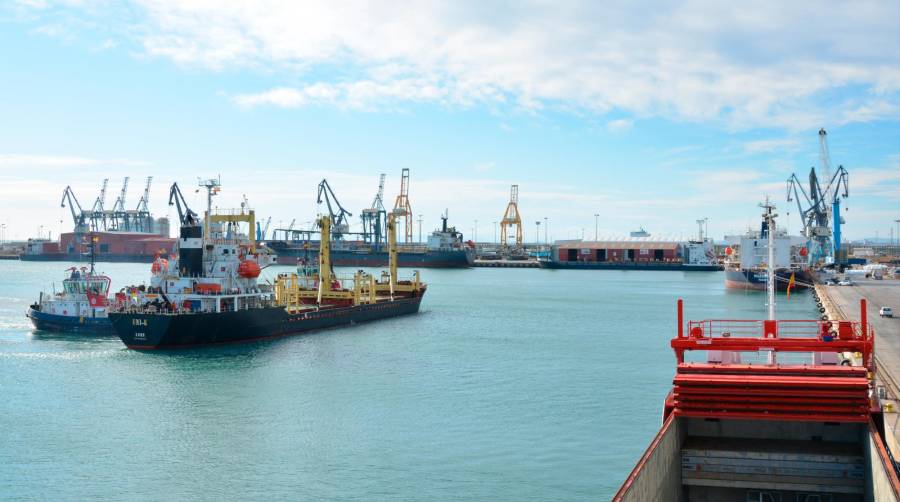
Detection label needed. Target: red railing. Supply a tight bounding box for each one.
[665,298,877,423]
[672,298,874,371]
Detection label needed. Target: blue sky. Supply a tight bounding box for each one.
[0,1,898,243]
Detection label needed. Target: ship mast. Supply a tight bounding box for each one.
[760,197,777,321]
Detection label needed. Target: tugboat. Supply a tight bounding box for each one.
[108,181,426,350]
[613,201,900,501]
[26,235,115,334]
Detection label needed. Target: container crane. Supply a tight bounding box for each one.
[135,176,152,213]
[361,173,387,247]
[88,178,109,232]
[786,129,849,266]
[500,185,523,249]
[110,177,130,230]
[256,216,272,241]
[316,179,352,238]
[392,168,413,243]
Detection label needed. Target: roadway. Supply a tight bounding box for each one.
[820,279,900,455]
[820,280,900,389]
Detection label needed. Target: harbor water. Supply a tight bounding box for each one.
[0,260,816,500]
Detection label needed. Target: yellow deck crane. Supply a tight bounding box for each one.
[274,213,422,311]
[500,184,523,249]
[392,168,413,243]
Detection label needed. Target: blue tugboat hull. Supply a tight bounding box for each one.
[26,307,115,335]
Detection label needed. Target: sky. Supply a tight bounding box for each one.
[0,0,898,244]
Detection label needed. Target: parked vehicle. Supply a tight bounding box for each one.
[838,279,854,286]
[881,307,893,318]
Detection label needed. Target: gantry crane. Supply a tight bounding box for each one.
[88,178,109,232]
[361,173,387,247]
[500,184,523,249]
[109,177,130,230]
[786,128,849,266]
[392,168,413,243]
[316,179,352,238]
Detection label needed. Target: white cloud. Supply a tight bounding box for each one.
[606,119,633,133]
[16,0,900,127]
[743,138,800,154]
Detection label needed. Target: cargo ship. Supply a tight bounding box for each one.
[538,237,720,271]
[724,209,812,291]
[108,181,426,350]
[266,213,474,268]
[614,201,900,501]
[21,178,175,263]
[26,237,115,334]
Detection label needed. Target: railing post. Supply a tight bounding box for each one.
[677,299,684,339]
[861,298,868,338]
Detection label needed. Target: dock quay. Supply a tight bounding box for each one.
[472,259,539,268]
[816,280,900,456]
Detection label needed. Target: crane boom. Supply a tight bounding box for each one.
[136,176,152,212]
[60,186,87,232]
[316,179,353,238]
[168,182,197,227]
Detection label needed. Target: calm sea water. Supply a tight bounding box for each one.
[0,260,815,500]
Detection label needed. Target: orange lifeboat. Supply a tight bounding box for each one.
[151,258,168,274]
[724,246,733,256]
[238,260,261,278]
[799,246,808,257]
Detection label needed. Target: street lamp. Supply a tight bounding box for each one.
[894,219,900,258]
[474,219,478,242]
[535,221,541,246]
[594,213,599,241]
[493,221,498,244]
[544,217,548,244]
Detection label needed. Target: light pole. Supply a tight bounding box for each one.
[493,221,498,244]
[544,217,548,244]
[535,221,541,246]
[895,219,900,258]
[594,213,599,241]
[474,219,478,243]
[417,214,423,244]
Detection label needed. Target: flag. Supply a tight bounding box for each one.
[786,272,796,299]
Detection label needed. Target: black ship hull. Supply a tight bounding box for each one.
[108,295,424,350]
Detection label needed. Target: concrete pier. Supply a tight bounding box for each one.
[817,279,900,456]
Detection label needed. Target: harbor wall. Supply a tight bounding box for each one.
[612,416,684,502]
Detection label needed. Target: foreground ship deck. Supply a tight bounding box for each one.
[613,299,900,501]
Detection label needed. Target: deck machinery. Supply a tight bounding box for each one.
[614,299,900,501]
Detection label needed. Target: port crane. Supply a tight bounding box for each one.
[60,186,88,234]
[316,179,352,239]
[786,129,849,266]
[392,168,413,243]
[256,216,272,241]
[88,178,109,232]
[500,184,523,249]
[168,182,198,227]
[361,173,387,247]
